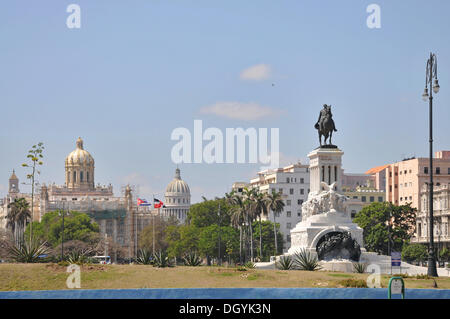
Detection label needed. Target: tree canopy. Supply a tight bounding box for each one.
[353,202,416,255]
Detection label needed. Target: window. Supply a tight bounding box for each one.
[378,196,383,202]
[448,167,450,175]
[287,200,291,206]
[424,167,429,174]
[290,188,294,195]
[286,211,291,218]
[370,196,374,202]
[297,210,302,217]
[404,170,407,174]
[351,210,357,218]
[287,235,291,243]
[361,196,366,202]
[300,178,304,184]
[353,196,358,199]
[87,172,89,182]
[436,167,441,174]
[286,177,290,183]
[80,171,84,182]
[286,223,291,229]
[279,188,283,194]
[300,189,304,195]
[297,199,303,205]
[400,197,403,201]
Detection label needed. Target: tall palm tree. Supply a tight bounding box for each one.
[265,190,285,256]
[242,188,256,262]
[252,190,268,260]
[229,193,245,264]
[6,197,31,246]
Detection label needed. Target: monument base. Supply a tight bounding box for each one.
[287,210,364,258]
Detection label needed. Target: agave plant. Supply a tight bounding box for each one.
[244,261,256,269]
[153,250,174,268]
[276,255,294,270]
[8,238,49,263]
[183,251,202,266]
[352,262,368,273]
[66,250,90,265]
[136,249,154,265]
[293,249,322,271]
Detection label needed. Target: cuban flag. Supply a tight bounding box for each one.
[137,198,152,207]
[154,198,166,208]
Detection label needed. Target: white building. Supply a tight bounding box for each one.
[162,168,191,223]
[248,162,310,251]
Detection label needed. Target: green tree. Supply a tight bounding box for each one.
[439,247,450,262]
[252,220,283,259]
[22,142,44,243]
[24,211,99,247]
[265,190,285,256]
[139,215,179,253]
[165,224,201,258]
[187,198,232,227]
[402,243,428,262]
[353,202,416,255]
[197,224,239,264]
[6,198,31,246]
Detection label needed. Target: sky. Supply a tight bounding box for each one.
[0,0,449,203]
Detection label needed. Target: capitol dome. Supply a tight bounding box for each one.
[165,168,190,194]
[65,137,95,190]
[164,168,191,223]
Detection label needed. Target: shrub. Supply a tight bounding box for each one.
[183,251,202,266]
[244,261,256,269]
[338,278,368,288]
[276,256,294,270]
[136,249,153,265]
[352,262,368,273]
[153,251,174,268]
[402,244,427,262]
[66,250,90,265]
[8,238,49,263]
[293,249,322,271]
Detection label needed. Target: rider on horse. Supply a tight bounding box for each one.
[315,104,337,133]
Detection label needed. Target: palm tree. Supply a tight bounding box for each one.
[252,190,268,260]
[230,194,246,264]
[6,198,31,246]
[265,190,285,256]
[242,188,257,262]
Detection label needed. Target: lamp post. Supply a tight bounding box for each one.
[422,52,440,277]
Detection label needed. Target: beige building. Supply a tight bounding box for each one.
[343,186,386,219]
[246,162,310,251]
[413,183,450,250]
[366,151,450,211]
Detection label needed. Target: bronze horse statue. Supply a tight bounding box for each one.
[315,104,337,146]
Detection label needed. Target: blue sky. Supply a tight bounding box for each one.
[1,0,449,203]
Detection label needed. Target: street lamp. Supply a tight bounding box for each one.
[423,52,439,277]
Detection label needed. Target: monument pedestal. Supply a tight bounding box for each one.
[287,145,364,260]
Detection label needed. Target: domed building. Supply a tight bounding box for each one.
[163,168,191,223]
[65,137,95,190]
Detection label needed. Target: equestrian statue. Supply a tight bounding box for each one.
[314,104,337,147]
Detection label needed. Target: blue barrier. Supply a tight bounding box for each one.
[0,288,449,299]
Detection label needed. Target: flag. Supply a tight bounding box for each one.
[137,198,152,207]
[154,198,165,208]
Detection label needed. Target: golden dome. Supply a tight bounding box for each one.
[65,137,94,166]
[165,168,190,194]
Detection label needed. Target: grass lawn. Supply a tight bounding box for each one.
[0,263,449,291]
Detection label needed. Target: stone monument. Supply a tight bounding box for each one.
[287,104,364,271]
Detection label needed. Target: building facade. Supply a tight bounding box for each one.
[366,151,450,211]
[248,162,310,251]
[162,168,191,223]
[412,183,450,250]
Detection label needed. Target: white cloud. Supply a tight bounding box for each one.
[199,101,283,121]
[240,64,271,81]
